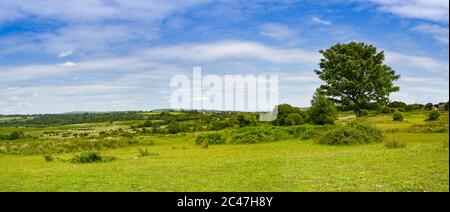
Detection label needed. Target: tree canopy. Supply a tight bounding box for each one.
[315,42,400,116]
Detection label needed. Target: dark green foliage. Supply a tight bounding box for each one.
[315,42,400,116]
[308,91,337,125]
[230,125,332,144]
[381,107,396,114]
[0,112,147,127]
[43,155,54,162]
[426,111,441,121]
[385,139,406,149]
[423,103,434,110]
[70,152,116,163]
[284,113,304,125]
[195,133,226,145]
[166,122,190,134]
[1,131,25,140]
[388,101,407,108]
[317,122,382,145]
[405,104,423,111]
[234,113,258,128]
[273,104,307,126]
[393,112,404,121]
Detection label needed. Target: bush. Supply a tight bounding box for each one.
[423,103,434,110]
[137,149,159,157]
[388,101,407,108]
[426,111,441,121]
[43,155,54,162]
[359,109,369,117]
[70,152,116,163]
[195,133,226,145]
[385,139,406,149]
[392,112,404,121]
[308,91,337,125]
[405,104,423,111]
[8,131,25,140]
[273,104,306,126]
[317,122,382,145]
[283,113,304,125]
[381,107,396,114]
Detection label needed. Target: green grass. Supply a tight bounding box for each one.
[0,111,448,191]
[0,133,447,191]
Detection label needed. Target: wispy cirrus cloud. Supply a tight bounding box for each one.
[410,23,449,44]
[311,17,331,25]
[363,0,449,23]
[260,23,298,40]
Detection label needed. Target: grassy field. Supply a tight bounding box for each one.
[0,111,448,192]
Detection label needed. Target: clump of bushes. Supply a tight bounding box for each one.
[137,149,159,157]
[426,111,441,121]
[384,139,406,149]
[272,104,307,126]
[0,131,25,140]
[381,107,396,114]
[70,152,116,163]
[195,133,226,145]
[284,113,304,125]
[317,122,382,145]
[392,112,404,121]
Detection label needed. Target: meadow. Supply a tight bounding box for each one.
[0,110,448,192]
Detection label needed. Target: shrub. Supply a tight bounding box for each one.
[234,113,258,128]
[70,152,116,163]
[308,91,337,125]
[423,103,434,110]
[359,109,369,117]
[317,122,382,145]
[273,104,306,126]
[381,107,396,114]
[283,113,304,125]
[385,139,406,149]
[388,101,407,108]
[43,155,54,162]
[195,133,226,145]
[405,104,423,111]
[137,149,159,157]
[8,131,25,140]
[426,111,441,121]
[392,112,404,121]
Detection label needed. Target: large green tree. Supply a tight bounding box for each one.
[315,42,400,116]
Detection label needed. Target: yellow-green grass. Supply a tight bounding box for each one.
[0,132,447,192]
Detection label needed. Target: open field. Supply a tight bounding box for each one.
[0,111,448,192]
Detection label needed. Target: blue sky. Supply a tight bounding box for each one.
[0,0,448,114]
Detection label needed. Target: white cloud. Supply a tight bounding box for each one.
[311,17,331,25]
[60,61,77,68]
[364,0,449,23]
[411,23,449,44]
[0,0,210,24]
[142,40,320,64]
[58,49,74,58]
[260,23,297,40]
[385,51,449,73]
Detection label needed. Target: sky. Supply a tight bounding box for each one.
[0,0,448,114]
